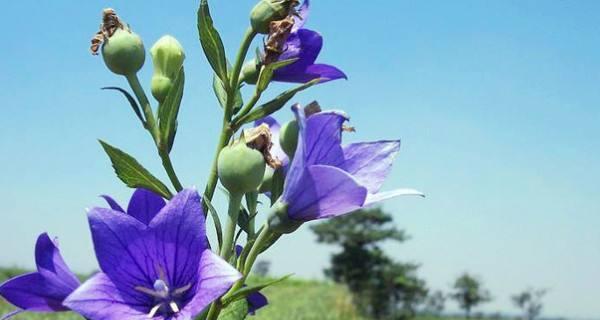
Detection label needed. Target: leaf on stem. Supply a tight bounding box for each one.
[222,274,293,306]
[234,78,321,127]
[203,197,224,250]
[213,74,243,113]
[198,0,228,84]
[217,299,248,320]
[256,58,298,92]
[157,67,185,153]
[101,87,145,125]
[99,140,173,199]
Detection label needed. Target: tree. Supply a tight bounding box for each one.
[311,207,427,319]
[424,290,446,317]
[450,273,491,318]
[512,288,547,320]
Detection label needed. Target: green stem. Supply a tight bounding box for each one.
[231,89,262,128]
[203,28,257,205]
[229,27,257,92]
[125,73,160,144]
[220,192,243,260]
[245,191,258,238]
[159,150,184,192]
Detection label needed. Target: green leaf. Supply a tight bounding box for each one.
[198,0,228,83]
[235,78,321,127]
[203,197,223,250]
[269,167,286,206]
[99,140,173,199]
[101,87,145,124]
[217,299,248,320]
[213,74,243,113]
[157,68,185,153]
[223,274,293,305]
[256,58,298,92]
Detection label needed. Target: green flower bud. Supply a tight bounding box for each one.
[101,28,145,76]
[279,120,299,158]
[218,126,275,195]
[240,59,260,85]
[258,166,275,193]
[250,0,299,34]
[150,35,185,102]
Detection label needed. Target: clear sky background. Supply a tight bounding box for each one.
[0,1,599,319]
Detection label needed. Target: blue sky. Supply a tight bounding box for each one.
[1,0,599,318]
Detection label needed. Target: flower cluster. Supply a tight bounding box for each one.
[0,1,421,319]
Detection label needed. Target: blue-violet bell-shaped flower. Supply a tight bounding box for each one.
[0,233,80,319]
[268,105,423,233]
[63,189,241,320]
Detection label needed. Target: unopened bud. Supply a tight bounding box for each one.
[241,59,260,85]
[279,120,299,158]
[150,35,185,102]
[250,0,299,34]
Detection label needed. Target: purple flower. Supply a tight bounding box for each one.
[0,233,80,319]
[280,105,423,222]
[272,0,347,83]
[100,188,166,225]
[64,189,241,320]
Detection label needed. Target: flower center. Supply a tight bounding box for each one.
[135,279,192,318]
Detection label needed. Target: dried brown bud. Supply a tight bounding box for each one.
[244,123,282,169]
[263,16,295,65]
[90,8,125,55]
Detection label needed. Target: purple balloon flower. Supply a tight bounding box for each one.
[279,105,423,222]
[100,188,166,225]
[64,189,241,320]
[272,0,347,83]
[0,233,80,319]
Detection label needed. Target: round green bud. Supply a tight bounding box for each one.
[218,141,266,195]
[279,120,299,158]
[150,35,185,103]
[101,29,145,76]
[250,0,298,34]
[240,59,260,85]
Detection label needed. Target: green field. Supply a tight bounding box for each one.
[0,268,364,320]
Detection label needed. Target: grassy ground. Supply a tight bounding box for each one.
[0,270,363,320]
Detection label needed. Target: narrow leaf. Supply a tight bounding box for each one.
[269,167,286,206]
[235,78,321,127]
[203,197,223,250]
[99,140,173,199]
[256,58,298,92]
[223,274,293,305]
[213,74,243,112]
[158,68,185,152]
[198,0,228,83]
[101,87,145,124]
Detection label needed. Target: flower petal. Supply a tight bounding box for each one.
[87,207,156,304]
[304,63,347,82]
[0,273,68,312]
[342,141,401,193]
[147,189,208,290]
[287,165,367,221]
[247,291,268,315]
[276,29,323,77]
[99,195,125,212]
[181,250,241,316]
[127,188,166,225]
[364,189,425,207]
[34,233,80,289]
[64,273,149,320]
[304,111,348,167]
[292,0,310,32]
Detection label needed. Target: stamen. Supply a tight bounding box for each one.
[172,283,192,296]
[169,301,180,313]
[147,304,161,318]
[135,286,166,299]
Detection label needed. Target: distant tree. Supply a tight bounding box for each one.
[450,273,491,318]
[254,260,271,277]
[424,290,446,317]
[511,288,547,320]
[311,207,427,320]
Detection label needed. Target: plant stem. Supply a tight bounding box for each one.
[159,150,184,192]
[245,191,258,238]
[203,28,257,205]
[220,192,243,260]
[231,89,262,128]
[125,73,160,144]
